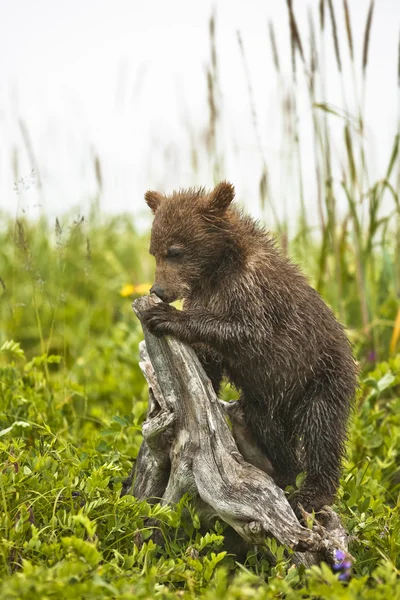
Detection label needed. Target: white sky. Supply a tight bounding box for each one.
[0,0,399,229]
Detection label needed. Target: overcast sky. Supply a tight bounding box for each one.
[0,0,399,228]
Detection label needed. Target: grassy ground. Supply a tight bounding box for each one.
[0,210,399,599]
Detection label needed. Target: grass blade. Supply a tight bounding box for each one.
[327,0,342,72]
[362,1,375,78]
[343,0,354,62]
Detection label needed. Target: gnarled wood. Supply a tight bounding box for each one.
[129,294,349,566]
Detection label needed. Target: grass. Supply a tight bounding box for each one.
[0,209,399,599]
[0,0,400,597]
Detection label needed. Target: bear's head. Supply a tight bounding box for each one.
[145,182,236,303]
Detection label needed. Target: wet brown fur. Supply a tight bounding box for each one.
[141,182,358,515]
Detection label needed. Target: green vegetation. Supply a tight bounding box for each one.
[0,208,399,599]
[1,0,400,597]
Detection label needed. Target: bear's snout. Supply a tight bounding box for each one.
[150,284,166,301]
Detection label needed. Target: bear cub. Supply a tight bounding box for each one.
[142,182,357,516]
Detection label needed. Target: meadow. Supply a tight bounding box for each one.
[1,1,400,598]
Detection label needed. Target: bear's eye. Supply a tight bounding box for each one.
[166,247,184,260]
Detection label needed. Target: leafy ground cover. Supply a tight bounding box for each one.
[0,213,399,599]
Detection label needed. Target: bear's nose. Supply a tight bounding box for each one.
[150,284,166,301]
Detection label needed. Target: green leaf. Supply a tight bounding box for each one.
[0,339,25,359]
[377,372,396,392]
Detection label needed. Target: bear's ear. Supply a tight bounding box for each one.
[206,182,235,216]
[145,190,164,214]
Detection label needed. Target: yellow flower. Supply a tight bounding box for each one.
[120,283,152,297]
[389,306,400,355]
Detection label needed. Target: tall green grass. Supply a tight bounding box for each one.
[0,212,151,363]
[214,1,400,361]
[2,3,399,364]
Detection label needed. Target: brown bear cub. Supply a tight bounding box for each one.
[141,182,357,517]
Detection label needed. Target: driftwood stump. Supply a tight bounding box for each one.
[127,294,349,567]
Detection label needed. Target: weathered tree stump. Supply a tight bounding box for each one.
[127,294,349,567]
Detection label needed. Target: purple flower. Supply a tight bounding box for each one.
[342,560,352,569]
[335,549,346,562]
[333,549,353,582]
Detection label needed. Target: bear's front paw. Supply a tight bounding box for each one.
[141,303,181,337]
